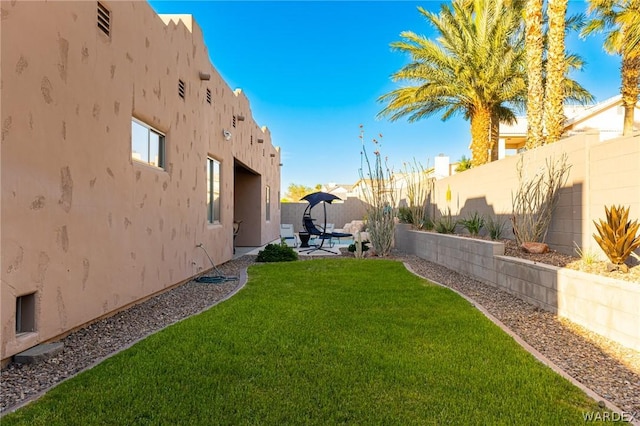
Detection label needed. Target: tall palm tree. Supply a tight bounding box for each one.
[583,0,640,136]
[378,0,526,167]
[545,0,569,143]
[525,0,545,148]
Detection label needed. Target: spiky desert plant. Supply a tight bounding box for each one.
[458,211,485,237]
[593,205,640,270]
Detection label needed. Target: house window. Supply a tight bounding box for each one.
[97,2,110,37]
[207,157,221,223]
[16,293,36,334]
[266,185,271,221]
[131,118,165,168]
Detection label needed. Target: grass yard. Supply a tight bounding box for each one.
[3,259,617,425]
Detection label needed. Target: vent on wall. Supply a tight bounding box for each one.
[206,88,212,104]
[16,293,36,334]
[232,115,237,128]
[178,79,185,99]
[97,2,111,37]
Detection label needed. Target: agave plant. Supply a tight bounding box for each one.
[593,205,640,272]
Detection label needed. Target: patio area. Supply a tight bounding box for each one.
[236,236,354,258]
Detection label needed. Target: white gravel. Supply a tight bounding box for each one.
[1,253,638,416]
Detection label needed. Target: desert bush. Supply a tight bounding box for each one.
[458,211,485,236]
[511,154,571,245]
[256,243,298,262]
[434,208,457,234]
[401,159,434,230]
[486,215,507,240]
[358,126,395,256]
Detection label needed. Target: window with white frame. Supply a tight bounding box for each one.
[207,157,221,223]
[131,118,165,168]
[265,185,271,221]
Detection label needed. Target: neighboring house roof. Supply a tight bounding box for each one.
[499,95,639,143]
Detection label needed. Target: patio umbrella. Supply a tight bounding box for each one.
[300,191,341,208]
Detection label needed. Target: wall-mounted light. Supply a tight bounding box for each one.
[279,163,283,166]
[199,72,211,81]
[257,138,264,144]
[237,115,245,121]
[223,129,232,141]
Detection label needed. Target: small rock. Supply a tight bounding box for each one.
[520,242,549,254]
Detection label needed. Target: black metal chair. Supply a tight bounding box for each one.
[301,216,351,254]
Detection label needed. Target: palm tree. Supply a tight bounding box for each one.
[582,0,640,136]
[544,0,569,143]
[378,0,526,167]
[525,0,545,148]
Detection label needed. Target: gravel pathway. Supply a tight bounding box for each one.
[1,253,638,417]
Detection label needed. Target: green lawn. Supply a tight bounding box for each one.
[3,259,617,425]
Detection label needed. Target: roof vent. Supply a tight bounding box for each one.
[206,88,212,104]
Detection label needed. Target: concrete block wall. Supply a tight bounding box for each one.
[396,225,640,351]
[429,133,640,258]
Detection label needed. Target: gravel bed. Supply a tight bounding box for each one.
[2,253,638,416]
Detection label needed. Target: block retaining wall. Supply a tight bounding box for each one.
[395,224,640,351]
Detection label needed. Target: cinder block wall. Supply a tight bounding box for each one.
[429,133,640,257]
[396,225,640,351]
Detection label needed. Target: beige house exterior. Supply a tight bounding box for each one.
[498,95,640,158]
[1,1,281,363]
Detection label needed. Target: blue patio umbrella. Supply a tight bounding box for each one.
[300,191,341,208]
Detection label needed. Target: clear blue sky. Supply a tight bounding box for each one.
[148,1,620,193]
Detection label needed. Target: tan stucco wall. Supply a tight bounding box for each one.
[429,132,640,257]
[1,1,280,361]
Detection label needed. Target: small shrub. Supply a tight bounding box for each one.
[486,215,507,240]
[256,243,298,262]
[421,216,435,231]
[397,207,413,224]
[593,205,640,271]
[458,212,485,236]
[347,241,370,253]
[434,209,456,234]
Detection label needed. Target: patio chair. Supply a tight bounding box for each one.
[280,224,299,247]
[301,216,351,254]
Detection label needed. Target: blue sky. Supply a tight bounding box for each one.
[148,1,621,193]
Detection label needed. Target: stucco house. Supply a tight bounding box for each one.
[1,1,281,363]
[498,95,640,158]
